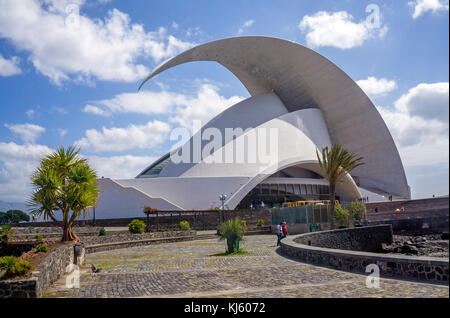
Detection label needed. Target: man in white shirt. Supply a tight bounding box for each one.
[276,222,283,246]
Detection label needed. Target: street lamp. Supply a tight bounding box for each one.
[219,194,227,223]
[219,194,227,211]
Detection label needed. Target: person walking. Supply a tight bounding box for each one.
[276,222,283,246]
[281,222,288,239]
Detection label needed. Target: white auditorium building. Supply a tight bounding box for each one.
[93,36,410,219]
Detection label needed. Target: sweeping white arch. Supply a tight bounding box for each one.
[139,36,410,199]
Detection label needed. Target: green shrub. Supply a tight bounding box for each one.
[218,217,244,254]
[334,204,350,228]
[256,219,265,227]
[0,225,14,247]
[98,227,106,236]
[128,219,146,234]
[34,243,49,253]
[0,256,34,278]
[179,220,191,231]
[34,234,43,242]
[347,200,366,222]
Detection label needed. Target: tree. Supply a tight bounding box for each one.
[0,212,9,224]
[6,210,30,223]
[316,144,365,229]
[28,146,99,242]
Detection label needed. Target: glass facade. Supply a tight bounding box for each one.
[236,182,332,209]
[140,154,171,176]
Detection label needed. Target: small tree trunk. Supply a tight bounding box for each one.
[62,223,79,242]
[329,185,336,230]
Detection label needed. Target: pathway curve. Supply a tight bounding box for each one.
[43,235,449,298]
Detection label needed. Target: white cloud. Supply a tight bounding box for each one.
[75,120,171,153]
[299,11,388,49]
[51,107,68,115]
[83,105,111,116]
[86,155,158,179]
[377,82,449,167]
[394,82,449,121]
[4,123,46,143]
[357,77,397,98]
[0,54,21,76]
[25,109,36,118]
[237,19,254,34]
[0,142,53,202]
[0,0,193,85]
[169,84,244,130]
[83,90,187,116]
[408,0,449,19]
[58,128,68,137]
[83,83,245,130]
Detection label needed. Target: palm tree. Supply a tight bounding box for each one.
[28,146,99,242]
[316,144,365,229]
[218,217,244,254]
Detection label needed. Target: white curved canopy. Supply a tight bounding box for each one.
[139,36,410,199]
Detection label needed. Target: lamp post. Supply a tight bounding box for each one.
[219,194,227,223]
[219,194,227,211]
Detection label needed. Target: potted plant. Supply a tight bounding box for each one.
[218,217,244,254]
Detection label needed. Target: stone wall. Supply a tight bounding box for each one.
[81,230,196,246]
[280,227,449,283]
[369,216,449,235]
[31,244,77,297]
[366,197,449,215]
[0,243,76,298]
[85,236,196,254]
[293,225,393,252]
[0,278,38,298]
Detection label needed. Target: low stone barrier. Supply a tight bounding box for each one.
[0,243,78,298]
[85,235,196,254]
[81,230,196,246]
[293,225,393,252]
[280,226,449,283]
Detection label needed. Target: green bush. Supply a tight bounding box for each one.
[256,219,265,227]
[0,256,34,278]
[0,225,14,247]
[34,234,43,242]
[334,204,350,228]
[98,227,106,236]
[128,219,146,234]
[179,220,191,231]
[347,201,366,222]
[218,217,244,254]
[34,243,49,253]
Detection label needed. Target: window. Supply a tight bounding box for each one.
[271,184,278,195]
[261,184,270,195]
[286,184,294,194]
[141,154,170,176]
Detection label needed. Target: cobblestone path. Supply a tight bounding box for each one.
[43,235,449,298]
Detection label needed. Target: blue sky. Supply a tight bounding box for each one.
[0,0,448,203]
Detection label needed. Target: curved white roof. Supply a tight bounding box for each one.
[139,36,410,199]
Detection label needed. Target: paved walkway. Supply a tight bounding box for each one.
[44,235,449,298]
